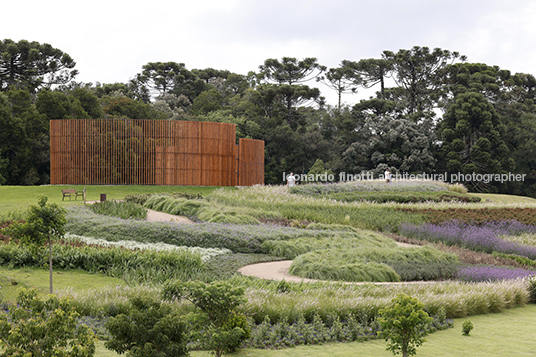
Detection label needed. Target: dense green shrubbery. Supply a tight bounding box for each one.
[288,246,459,282]
[245,312,452,349]
[0,241,205,284]
[89,200,148,220]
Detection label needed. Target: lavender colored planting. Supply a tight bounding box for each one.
[458,265,536,282]
[399,220,536,259]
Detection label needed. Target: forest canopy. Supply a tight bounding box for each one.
[1,39,535,197]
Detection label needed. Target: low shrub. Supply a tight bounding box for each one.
[462,320,474,336]
[290,256,401,282]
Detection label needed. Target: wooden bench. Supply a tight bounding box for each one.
[62,189,84,201]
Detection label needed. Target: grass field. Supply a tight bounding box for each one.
[184,304,536,357]
[0,185,229,217]
[470,192,536,204]
[0,266,125,301]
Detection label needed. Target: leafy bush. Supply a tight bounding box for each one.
[462,320,474,336]
[378,294,433,357]
[105,295,189,357]
[0,288,96,357]
[90,200,148,220]
[162,280,249,357]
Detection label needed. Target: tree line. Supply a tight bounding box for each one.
[1,39,536,197]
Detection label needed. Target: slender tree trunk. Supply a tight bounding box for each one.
[49,237,53,294]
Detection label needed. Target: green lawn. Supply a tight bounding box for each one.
[0,266,125,302]
[0,185,231,217]
[470,192,536,204]
[185,304,536,357]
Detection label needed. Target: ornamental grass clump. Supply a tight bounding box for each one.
[288,246,459,282]
[240,278,529,323]
[90,200,148,220]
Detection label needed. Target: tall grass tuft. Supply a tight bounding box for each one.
[90,200,148,220]
[239,278,530,324]
[288,246,459,282]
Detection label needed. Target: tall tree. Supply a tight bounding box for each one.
[0,39,77,91]
[136,62,194,98]
[259,57,325,121]
[318,65,360,112]
[259,57,326,85]
[2,196,66,293]
[342,58,393,99]
[438,92,513,191]
[342,115,437,176]
[382,46,466,118]
[0,88,49,184]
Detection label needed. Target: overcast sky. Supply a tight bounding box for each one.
[4,0,536,105]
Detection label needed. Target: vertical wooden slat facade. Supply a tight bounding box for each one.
[50,119,264,186]
[238,138,265,186]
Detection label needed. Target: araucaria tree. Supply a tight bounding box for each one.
[438,91,513,191]
[378,294,433,357]
[0,39,78,91]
